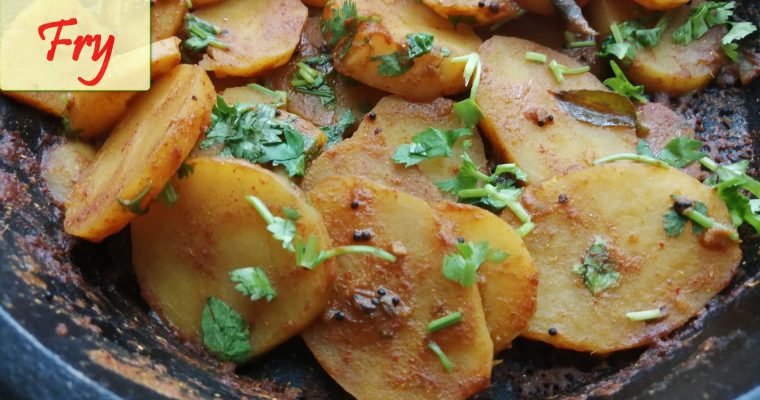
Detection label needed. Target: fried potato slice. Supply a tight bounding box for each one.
[196,0,308,77]
[636,102,700,178]
[434,202,538,352]
[625,3,726,95]
[421,0,525,26]
[326,0,482,101]
[64,65,215,242]
[302,96,487,203]
[151,0,186,42]
[304,176,493,400]
[132,158,336,357]
[41,141,96,204]
[476,36,637,183]
[517,163,741,353]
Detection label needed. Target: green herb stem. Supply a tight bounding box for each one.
[682,207,740,242]
[525,51,547,63]
[322,245,397,263]
[593,153,671,169]
[563,66,591,75]
[516,222,536,238]
[427,312,463,333]
[427,341,453,372]
[567,40,596,48]
[626,308,664,321]
[699,156,719,172]
[246,195,275,225]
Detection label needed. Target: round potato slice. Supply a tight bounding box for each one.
[625,3,726,96]
[196,0,308,77]
[132,157,337,358]
[304,176,493,400]
[422,0,525,26]
[435,202,539,352]
[151,0,186,42]
[517,163,741,353]
[64,65,215,242]
[302,96,488,203]
[326,0,482,101]
[476,36,637,183]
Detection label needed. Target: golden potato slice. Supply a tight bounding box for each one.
[434,202,538,352]
[261,15,386,126]
[64,65,215,242]
[633,0,689,10]
[150,37,182,78]
[476,36,637,183]
[518,163,741,353]
[304,176,493,400]
[625,4,726,96]
[132,157,337,357]
[585,0,637,38]
[327,0,482,101]
[196,0,308,77]
[421,0,525,26]
[219,86,282,106]
[2,92,70,116]
[41,141,96,204]
[302,96,488,203]
[151,0,187,42]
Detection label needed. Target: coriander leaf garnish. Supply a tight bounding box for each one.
[427,312,463,333]
[626,308,665,321]
[184,14,228,53]
[603,61,647,103]
[229,267,277,302]
[599,18,668,63]
[322,0,360,47]
[406,33,435,59]
[248,84,287,108]
[246,196,298,251]
[201,297,252,364]
[672,1,735,45]
[664,195,739,241]
[439,154,535,237]
[453,98,483,128]
[427,341,453,372]
[721,21,757,62]
[178,162,195,179]
[157,182,179,207]
[373,52,413,77]
[442,241,509,287]
[291,61,336,108]
[247,196,397,270]
[548,59,590,83]
[392,127,472,167]
[657,136,708,168]
[663,195,710,237]
[572,238,620,296]
[200,96,315,177]
[117,183,152,215]
[320,110,356,149]
[295,235,397,270]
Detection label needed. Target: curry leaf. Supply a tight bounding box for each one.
[551,89,637,128]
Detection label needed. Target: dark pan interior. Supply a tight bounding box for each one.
[1,4,759,400]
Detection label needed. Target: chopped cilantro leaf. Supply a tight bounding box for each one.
[672,1,735,45]
[636,139,655,157]
[604,61,647,103]
[184,14,227,53]
[178,162,194,179]
[291,61,336,108]
[246,196,298,251]
[721,21,757,61]
[322,0,359,47]
[320,110,356,149]
[200,96,315,177]
[453,98,483,128]
[392,128,472,167]
[657,137,707,168]
[443,241,509,287]
[157,182,179,207]
[117,183,152,215]
[229,267,277,302]
[571,238,619,296]
[373,52,413,77]
[406,33,434,59]
[201,297,252,364]
[248,84,287,108]
[599,18,668,63]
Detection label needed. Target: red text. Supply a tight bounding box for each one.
[38,18,115,86]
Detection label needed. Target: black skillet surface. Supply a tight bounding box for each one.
[1,7,760,400]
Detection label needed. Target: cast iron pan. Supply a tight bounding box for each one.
[1,4,759,399]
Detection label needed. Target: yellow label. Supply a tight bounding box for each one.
[0,0,150,91]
